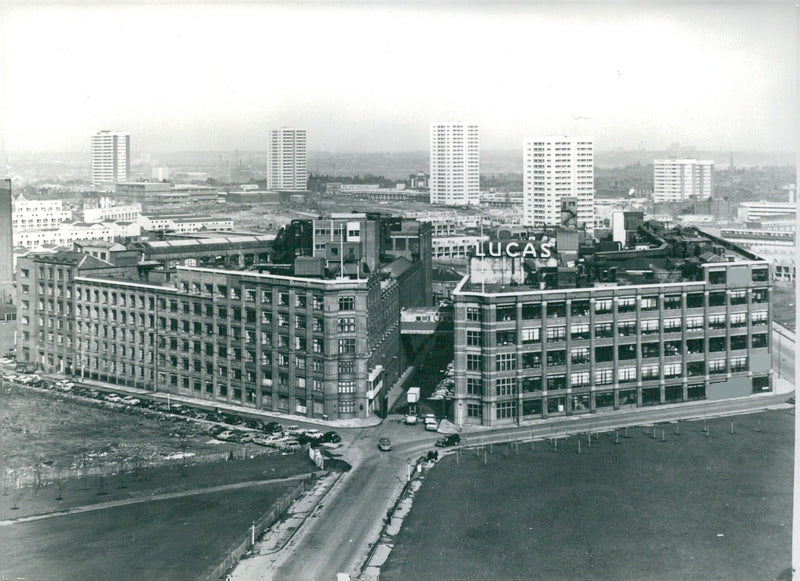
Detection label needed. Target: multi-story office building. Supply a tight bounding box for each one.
[17,214,432,421]
[736,201,796,223]
[92,130,131,185]
[267,129,308,191]
[523,136,594,236]
[452,223,772,426]
[653,159,713,203]
[12,195,73,231]
[430,123,480,206]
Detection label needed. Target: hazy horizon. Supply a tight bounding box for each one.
[2,2,797,155]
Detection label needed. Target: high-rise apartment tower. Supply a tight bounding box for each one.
[91,130,130,185]
[429,123,480,206]
[653,159,713,203]
[267,129,308,191]
[523,136,594,236]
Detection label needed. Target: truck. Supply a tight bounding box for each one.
[406,387,421,424]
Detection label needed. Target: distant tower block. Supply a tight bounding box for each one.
[0,179,13,302]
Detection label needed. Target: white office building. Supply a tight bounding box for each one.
[11,195,72,231]
[736,201,796,223]
[91,130,130,185]
[653,159,713,203]
[430,123,480,206]
[523,136,594,236]
[267,129,307,191]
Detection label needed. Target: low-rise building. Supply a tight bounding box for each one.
[13,220,141,250]
[12,195,72,231]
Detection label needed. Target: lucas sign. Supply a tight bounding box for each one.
[475,240,555,259]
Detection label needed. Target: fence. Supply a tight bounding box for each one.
[205,477,311,580]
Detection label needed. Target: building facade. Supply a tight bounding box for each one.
[736,201,796,223]
[430,123,480,206]
[17,214,432,421]
[13,220,142,250]
[83,199,142,223]
[0,179,13,301]
[12,195,73,231]
[653,159,713,203]
[92,130,131,185]
[452,227,772,426]
[267,128,308,191]
[523,136,594,236]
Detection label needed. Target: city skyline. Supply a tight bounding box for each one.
[1,2,797,154]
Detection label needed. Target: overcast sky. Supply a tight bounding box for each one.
[1,1,797,154]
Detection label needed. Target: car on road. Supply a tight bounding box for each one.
[378,437,392,451]
[424,418,438,432]
[404,414,418,425]
[321,431,341,443]
[435,434,461,447]
[121,396,141,406]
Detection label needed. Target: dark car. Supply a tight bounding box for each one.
[223,414,244,426]
[435,434,461,448]
[264,421,283,434]
[245,418,265,431]
[378,437,392,452]
[321,431,341,443]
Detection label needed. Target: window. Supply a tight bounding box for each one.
[709,359,726,374]
[466,306,481,322]
[546,375,566,391]
[752,289,768,303]
[751,311,768,326]
[571,323,590,340]
[295,294,307,309]
[338,296,355,311]
[708,292,726,307]
[595,346,613,362]
[467,403,482,419]
[729,290,747,305]
[496,377,516,396]
[664,341,682,356]
[730,357,748,372]
[619,367,637,383]
[664,363,682,378]
[708,270,727,285]
[594,322,613,338]
[546,302,565,318]
[497,305,516,321]
[641,342,660,358]
[467,354,481,371]
[570,300,590,317]
[496,353,516,372]
[618,344,636,360]
[338,380,356,393]
[687,361,705,376]
[687,339,704,354]
[338,338,356,354]
[571,347,590,365]
[663,318,681,333]
[595,299,612,314]
[522,352,542,369]
[522,377,543,392]
[278,292,289,306]
[640,296,658,311]
[496,402,516,419]
[595,368,613,385]
[617,321,637,337]
[752,333,768,349]
[730,334,747,350]
[338,317,356,333]
[708,314,726,329]
[261,290,272,304]
[686,316,704,331]
[641,319,659,335]
[339,400,355,414]
[641,364,660,380]
[686,293,704,308]
[752,268,768,282]
[546,326,565,342]
[522,327,541,344]
[312,295,323,310]
[618,297,636,313]
[496,330,516,345]
[522,303,541,319]
[313,379,323,392]
[466,330,481,346]
[570,371,590,387]
[467,377,482,395]
[663,295,681,310]
[546,350,565,367]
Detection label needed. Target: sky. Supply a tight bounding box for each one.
[1,1,797,154]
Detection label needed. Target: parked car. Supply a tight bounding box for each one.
[404,414,418,425]
[207,425,226,437]
[223,414,244,425]
[435,434,461,447]
[281,440,304,452]
[245,418,265,431]
[303,429,324,441]
[215,430,238,442]
[236,432,255,444]
[321,431,341,444]
[121,396,141,406]
[425,419,438,432]
[252,435,276,447]
[104,393,123,403]
[284,425,303,436]
[264,421,283,434]
[378,437,392,452]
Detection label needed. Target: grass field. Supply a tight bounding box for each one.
[1,482,295,580]
[383,409,793,581]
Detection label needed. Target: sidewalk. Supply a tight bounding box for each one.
[231,471,344,580]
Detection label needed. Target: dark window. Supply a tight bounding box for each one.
[546,302,565,318]
[663,295,682,309]
[730,335,748,350]
[708,292,726,307]
[708,336,726,352]
[664,341,682,356]
[496,305,516,322]
[752,333,768,349]
[522,377,542,392]
[522,303,541,320]
[570,300,590,317]
[752,268,768,282]
[686,339,704,354]
[546,350,565,367]
[686,293,704,308]
[708,270,727,285]
[641,342,660,358]
[687,361,705,376]
[595,346,614,362]
[618,344,637,360]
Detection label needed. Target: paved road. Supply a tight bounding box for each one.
[773,325,795,385]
